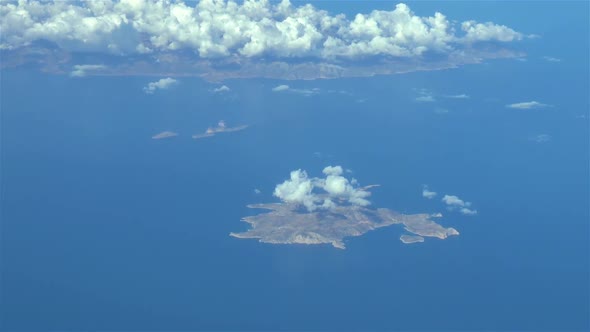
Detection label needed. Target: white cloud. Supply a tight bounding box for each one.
[415,89,436,102]
[542,56,561,62]
[444,94,469,99]
[271,84,319,96]
[272,85,290,92]
[1,1,526,66]
[530,134,551,143]
[254,188,262,194]
[213,85,230,93]
[461,21,523,42]
[415,95,436,102]
[273,169,318,211]
[70,64,106,77]
[506,101,551,109]
[442,194,477,216]
[273,166,374,211]
[416,90,469,102]
[143,77,178,94]
[422,186,437,199]
[442,195,469,207]
[323,166,344,176]
[459,208,478,216]
[152,131,178,139]
[320,166,371,206]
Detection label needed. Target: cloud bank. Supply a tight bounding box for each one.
[1,1,528,80]
[273,166,374,211]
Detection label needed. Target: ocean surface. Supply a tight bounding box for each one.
[2,55,588,330]
[1,2,589,330]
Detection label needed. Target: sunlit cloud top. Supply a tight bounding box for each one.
[0,0,530,80]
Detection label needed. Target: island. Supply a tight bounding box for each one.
[152,131,178,139]
[192,120,248,139]
[400,235,425,244]
[230,203,459,249]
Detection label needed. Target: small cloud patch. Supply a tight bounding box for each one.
[144,78,178,94]
[70,64,106,77]
[444,94,470,99]
[414,88,435,102]
[442,194,478,216]
[152,131,178,139]
[530,134,552,143]
[213,85,231,93]
[506,101,551,109]
[422,186,437,199]
[272,84,319,96]
[542,56,562,62]
[272,85,290,92]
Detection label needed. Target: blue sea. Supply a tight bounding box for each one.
[1,2,589,331]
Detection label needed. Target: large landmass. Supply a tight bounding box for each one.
[230,203,458,249]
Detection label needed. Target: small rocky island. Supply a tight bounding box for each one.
[192,120,248,139]
[230,203,458,249]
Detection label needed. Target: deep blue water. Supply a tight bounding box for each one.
[1,2,589,327]
[2,53,588,331]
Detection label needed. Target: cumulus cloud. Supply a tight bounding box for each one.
[422,186,437,199]
[320,166,371,207]
[143,77,178,94]
[213,85,230,93]
[70,64,106,77]
[273,166,374,211]
[273,169,318,211]
[461,21,523,42]
[442,195,469,207]
[0,1,528,80]
[442,194,477,215]
[506,101,551,109]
